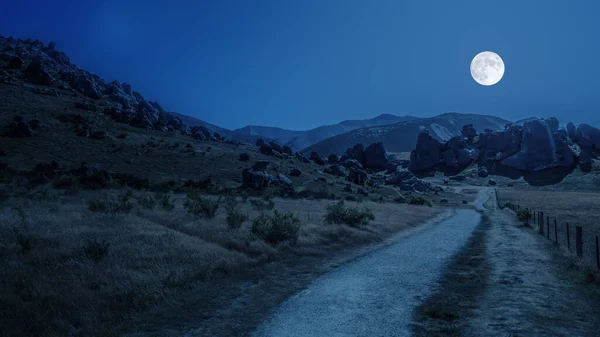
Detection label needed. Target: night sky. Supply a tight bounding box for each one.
[1,0,599,130]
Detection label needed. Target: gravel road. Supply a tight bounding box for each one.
[252,191,489,337]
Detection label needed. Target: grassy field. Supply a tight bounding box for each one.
[496,188,600,270]
[0,187,441,336]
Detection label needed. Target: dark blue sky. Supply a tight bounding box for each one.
[1,1,599,130]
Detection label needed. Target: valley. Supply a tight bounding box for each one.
[1,35,600,337]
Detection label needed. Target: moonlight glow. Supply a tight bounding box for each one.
[470,51,505,86]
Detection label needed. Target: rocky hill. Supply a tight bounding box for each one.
[303,113,510,156]
[234,113,418,151]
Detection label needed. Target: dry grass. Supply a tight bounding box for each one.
[412,215,492,336]
[496,188,600,272]
[0,188,441,336]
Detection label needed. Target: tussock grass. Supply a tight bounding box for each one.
[324,200,375,227]
[0,188,441,336]
[251,210,302,244]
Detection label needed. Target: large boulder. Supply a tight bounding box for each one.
[242,169,268,189]
[328,154,339,164]
[341,158,364,170]
[24,55,53,85]
[501,119,575,171]
[310,152,326,165]
[295,152,310,163]
[347,167,367,185]
[364,142,389,171]
[76,74,101,99]
[575,123,600,150]
[408,131,441,171]
[461,124,477,141]
[477,125,522,161]
[566,122,577,140]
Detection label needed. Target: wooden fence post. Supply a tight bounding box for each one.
[567,223,570,250]
[554,219,558,244]
[596,235,599,270]
[576,226,583,258]
[546,216,550,239]
[539,212,544,235]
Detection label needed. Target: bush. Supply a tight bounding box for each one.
[184,193,219,218]
[324,200,375,227]
[408,196,431,206]
[251,210,301,244]
[156,192,175,211]
[136,193,157,210]
[224,196,248,229]
[516,209,532,222]
[82,238,110,263]
[88,190,133,214]
[250,197,275,212]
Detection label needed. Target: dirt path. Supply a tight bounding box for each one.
[250,208,483,337]
[466,197,600,336]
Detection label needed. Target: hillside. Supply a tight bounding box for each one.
[234,113,418,151]
[303,113,510,156]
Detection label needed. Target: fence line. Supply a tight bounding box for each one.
[495,188,600,271]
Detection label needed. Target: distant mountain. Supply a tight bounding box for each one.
[170,112,273,144]
[303,113,510,155]
[234,113,419,151]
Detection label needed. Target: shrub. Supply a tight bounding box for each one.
[88,190,133,214]
[250,197,275,212]
[52,174,81,192]
[82,238,110,263]
[136,193,157,210]
[224,196,248,229]
[251,210,301,244]
[408,196,431,206]
[516,209,532,222]
[156,192,175,211]
[324,200,375,227]
[184,193,219,218]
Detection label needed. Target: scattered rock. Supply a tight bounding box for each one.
[242,169,268,189]
[488,179,497,186]
[289,168,302,177]
[477,166,489,178]
[3,117,35,137]
[347,167,368,186]
[440,199,448,203]
[328,154,339,164]
[310,152,326,165]
[357,188,369,196]
[462,200,468,204]
[325,164,347,177]
[277,173,292,186]
[252,160,270,171]
[449,175,466,181]
[239,153,250,161]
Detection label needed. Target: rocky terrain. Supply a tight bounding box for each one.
[302,112,510,156]
[406,117,600,185]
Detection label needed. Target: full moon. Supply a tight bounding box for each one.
[470,51,505,86]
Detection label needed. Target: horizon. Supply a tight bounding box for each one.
[2,1,599,131]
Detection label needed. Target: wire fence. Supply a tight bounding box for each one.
[495,189,600,272]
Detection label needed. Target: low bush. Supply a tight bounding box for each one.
[516,209,532,222]
[408,196,431,206]
[224,196,248,229]
[324,200,375,227]
[249,197,275,212]
[251,210,301,244]
[184,192,219,218]
[88,190,133,214]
